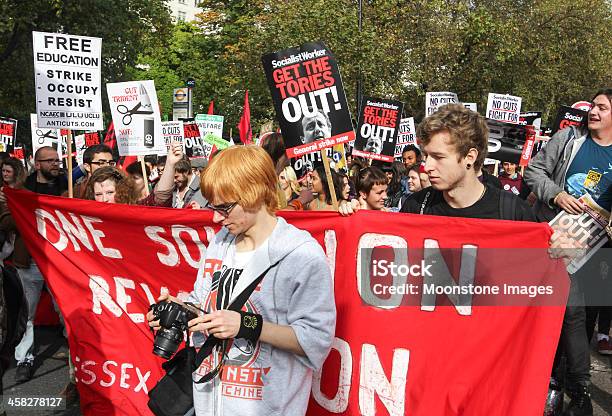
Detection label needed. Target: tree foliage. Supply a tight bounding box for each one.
[1,0,610,146]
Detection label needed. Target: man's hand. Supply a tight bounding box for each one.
[188,310,241,339]
[338,199,360,216]
[166,142,184,166]
[554,191,583,215]
[297,188,314,206]
[0,187,7,205]
[146,293,180,331]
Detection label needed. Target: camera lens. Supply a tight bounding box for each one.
[153,327,184,359]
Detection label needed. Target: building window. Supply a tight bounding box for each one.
[178,11,186,21]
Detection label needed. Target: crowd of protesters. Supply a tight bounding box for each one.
[0,88,609,416]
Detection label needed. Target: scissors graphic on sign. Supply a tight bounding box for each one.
[116,103,154,126]
[35,129,58,145]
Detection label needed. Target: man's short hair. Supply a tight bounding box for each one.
[126,161,150,178]
[156,156,167,166]
[144,155,157,165]
[417,103,488,170]
[200,145,278,213]
[174,159,191,174]
[355,166,388,195]
[83,144,113,164]
[34,146,56,161]
[402,144,421,158]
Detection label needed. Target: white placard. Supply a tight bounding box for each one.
[159,121,185,156]
[195,114,224,139]
[425,91,458,116]
[75,134,86,165]
[32,31,103,130]
[30,113,67,166]
[486,93,522,124]
[463,102,478,112]
[394,117,417,158]
[107,80,164,156]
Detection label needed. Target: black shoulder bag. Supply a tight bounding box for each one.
[148,265,273,416]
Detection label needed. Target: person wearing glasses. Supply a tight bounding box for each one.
[84,142,183,206]
[62,144,115,199]
[147,145,336,416]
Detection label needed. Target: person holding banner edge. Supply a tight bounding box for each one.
[147,145,335,416]
[525,88,612,416]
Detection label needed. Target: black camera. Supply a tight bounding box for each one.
[150,301,199,359]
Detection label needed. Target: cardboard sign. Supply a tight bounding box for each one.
[75,134,86,165]
[552,105,587,135]
[183,120,213,159]
[486,119,527,164]
[195,114,224,141]
[84,131,100,147]
[262,41,354,159]
[0,116,18,153]
[353,97,403,162]
[107,81,164,156]
[159,121,185,156]
[486,93,522,124]
[425,92,458,116]
[30,113,65,163]
[32,31,103,130]
[463,102,478,112]
[203,133,230,150]
[519,112,542,130]
[394,117,417,158]
[12,145,25,165]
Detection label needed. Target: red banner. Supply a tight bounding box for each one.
[5,188,568,415]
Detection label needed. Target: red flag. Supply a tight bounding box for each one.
[207,100,214,115]
[237,90,252,145]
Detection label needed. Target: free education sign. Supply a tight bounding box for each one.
[33,31,103,130]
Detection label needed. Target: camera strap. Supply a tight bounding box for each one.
[193,262,277,383]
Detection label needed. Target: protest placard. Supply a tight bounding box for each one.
[183,120,213,159]
[463,102,478,112]
[549,194,610,274]
[0,116,17,153]
[75,134,86,165]
[195,114,224,140]
[352,96,403,162]
[262,41,354,159]
[425,92,458,116]
[486,119,527,164]
[486,93,522,124]
[203,133,230,150]
[32,31,103,130]
[30,113,63,160]
[107,81,164,156]
[84,131,100,147]
[519,112,542,130]
[394,117,417,158]
[552,105,587,135]
[12,145,25,165]
[159,120,185,156]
